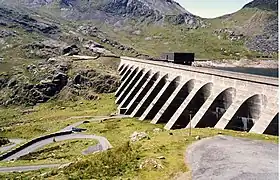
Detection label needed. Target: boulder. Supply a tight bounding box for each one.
[129,131,149,142]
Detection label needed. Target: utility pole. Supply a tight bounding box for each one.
[189,111,192,136]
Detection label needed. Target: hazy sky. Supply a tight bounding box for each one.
[177,0,253,18]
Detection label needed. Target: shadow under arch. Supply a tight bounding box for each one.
[120,70,152,108]
[120,65,129,76]
[116,66,138,97]
[263,113,279,136]
[118,64,125,72]
[125,72,161,115]
[116,68,145,104]
[196,87,236,128]
[134,74,169,117]
[157,79,196,123]
[144,76,182,120]
[172,82,213,129]
[225,94,267,132]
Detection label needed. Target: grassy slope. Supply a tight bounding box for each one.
[0,117,277,179]
[0,93,116,139]
[95,7,277,60]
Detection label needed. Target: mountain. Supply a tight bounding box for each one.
[243,0,278,11]
[0,0,278,106]
[213,0,278,54]
[2,0,205,28]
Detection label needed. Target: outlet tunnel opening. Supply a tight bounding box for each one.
[125,72,160,115]
[157,79,195,123]
[134,75,168,117]
[171,82,213,129]
[196,87,236,128]
[225,94,267,132]
[116,68,144,104]
[263,113,279,136]
[120,70,151,108]
[145,76,181,120]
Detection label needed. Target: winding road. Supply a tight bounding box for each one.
[3,134,112,161]
[0,115,128,172]
[0,139,24,154]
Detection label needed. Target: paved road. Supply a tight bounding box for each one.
[0,139,24,154]
[186,135,278,180]
[3,134,112,161]
[60,115,128,132]
[0,164,61,173]
[0,115,130,172]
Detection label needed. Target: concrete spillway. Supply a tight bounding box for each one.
[116,57,279,136]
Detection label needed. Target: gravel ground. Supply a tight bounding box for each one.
[186,135,278,180]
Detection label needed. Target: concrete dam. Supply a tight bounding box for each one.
[115,57,279,136]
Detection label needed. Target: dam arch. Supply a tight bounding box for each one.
[120,70,152,109]
[171,82,213,129]
[225,94,268,132]
[134,74,169,117]
[196,87,236,128]
[125,72,161,115]
[156,79,196,124]
[144,76,182,120]
[116,66,138,97]
[116,68,144,104]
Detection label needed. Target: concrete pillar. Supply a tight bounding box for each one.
[186,88,226,128]
[115,68,143,104]
[125,72,159,115]
[250,108,278,134]
[151,83,186,124]
[139,77,180,121]
[214,99,244,129]
[120,66,133,82]
[118,64,125,72]
[115,67,136,98]
[130,74,167,117]
[119,65,130,78]
[118,70,151,109]
[164,84,203,130]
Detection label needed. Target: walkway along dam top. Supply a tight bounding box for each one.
[116,57,278,136]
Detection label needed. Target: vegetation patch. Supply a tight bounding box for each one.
[18,139,98,162]
[0,118,278,179]
[0,94,117,139]
[0,137,10,147]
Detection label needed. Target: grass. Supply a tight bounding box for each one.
[0,115,278,179]
[19,139,98,163]
[0,93,117,140]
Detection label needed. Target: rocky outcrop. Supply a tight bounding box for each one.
[6,0,205,28]
[213,28,245,41]
[0,55,121,106]
[243,0,278,11]
[0,6,59,35]
[245,15,278,54]
[0,29,16,38]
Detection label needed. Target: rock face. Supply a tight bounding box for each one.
[6,0,205,28]
[0,6,59,35]
[243,0,278,11]
[0,55,120,106]
[245,15,278,54]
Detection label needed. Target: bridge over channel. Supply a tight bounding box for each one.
[115,57,279,136]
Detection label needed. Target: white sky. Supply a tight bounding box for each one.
[176,0,253,18]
